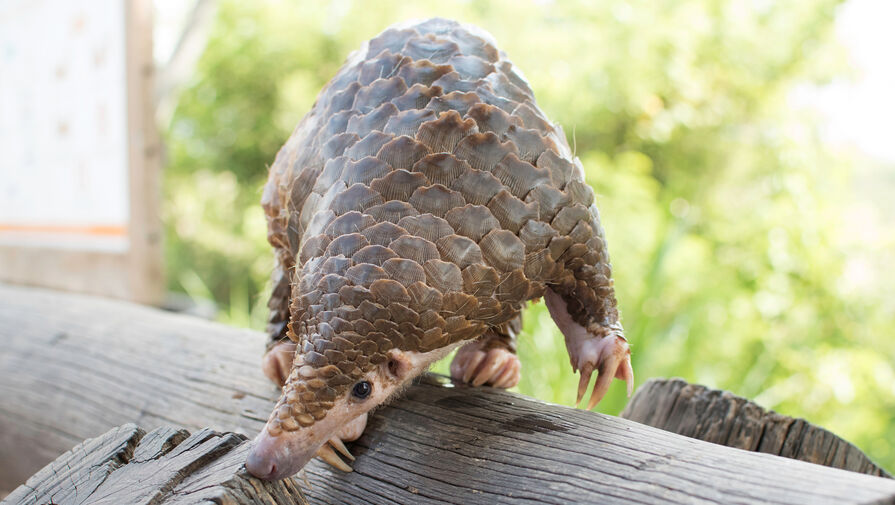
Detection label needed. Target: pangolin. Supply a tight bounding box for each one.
[246,18,633,480]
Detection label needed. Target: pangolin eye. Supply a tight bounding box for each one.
[352,381,372,399]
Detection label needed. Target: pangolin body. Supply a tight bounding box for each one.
[249,18,629,480]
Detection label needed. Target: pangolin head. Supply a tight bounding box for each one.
[246,321,464,479]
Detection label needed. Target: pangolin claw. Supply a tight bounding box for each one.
[587,353,620,410]
[460,352,486,384]
[451,342,521,389]
[576,336,634,410]
[472,350,505,386]
[328,437,355,461]
[316,441,353,472]
[492,358,521,389]
[575,363,594,406]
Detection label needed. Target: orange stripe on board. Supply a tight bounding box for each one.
[0,224,128,237]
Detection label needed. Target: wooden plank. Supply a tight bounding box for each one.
[1,284,895,504]
[123,0,165,305]
[621,378,891,478]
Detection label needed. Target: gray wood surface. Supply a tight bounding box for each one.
[3,424,308,505]
[621,378,891,478]
[2,283,895,504]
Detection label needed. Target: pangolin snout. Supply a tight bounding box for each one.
[245,447,277,480]
[246,429,315,481]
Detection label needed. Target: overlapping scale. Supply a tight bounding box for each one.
[346,102,399,138]
[370,170,428,201]
[408,185,465,217]
[453,132,518,172]
[365,200,419,223]
[431,72,483,93]
[353,77,407,113]
[383,108,437,138]
[376,136,431,169]
[450,168,504,205]
[492,152,551,199]
[401,35,460,63]
[448,55,495,80]
[344,132,393,160]
[444,204,499,242]
[426,91,481,116]
[357,51,410,86]
[340,157,391,186]
[392,83,443,111]
[412,153,471,187]
[465,102,522,136]
[397,59,454,87]
[397,214,454,243]
[416,111,478,153]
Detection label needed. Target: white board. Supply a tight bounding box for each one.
[0,0,162,303]
[0,0,129,251]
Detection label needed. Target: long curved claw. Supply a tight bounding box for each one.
[316,442,353,472]
[492,359,520,388]
[472,350,503,386]
[328,437,355,462]
[574,335,634,410]
[587,352,623,410]
[459,352,485,383]
[576,363,594,406]
[452,341,521,389]
[622,355,634,398]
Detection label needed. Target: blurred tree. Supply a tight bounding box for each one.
[164,0,894,471]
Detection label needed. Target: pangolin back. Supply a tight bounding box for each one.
[261,18,619,434]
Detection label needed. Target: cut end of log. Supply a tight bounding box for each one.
[621,378,892,479]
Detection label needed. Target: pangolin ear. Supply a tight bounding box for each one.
[384,350,413,381]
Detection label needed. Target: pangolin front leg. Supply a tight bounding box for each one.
[450,314,522,388]
[545,288,634,409]
[262,341,295,386]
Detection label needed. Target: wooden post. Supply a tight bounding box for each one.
[1,284,894,504]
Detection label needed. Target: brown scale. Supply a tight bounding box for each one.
[261,18,620,435]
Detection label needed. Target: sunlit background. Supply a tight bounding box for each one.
[153,0,895,471]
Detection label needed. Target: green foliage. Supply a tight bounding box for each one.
[165,0,895,471]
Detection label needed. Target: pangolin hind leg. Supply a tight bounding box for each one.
[450,313,522,389]
[544,288,633,409]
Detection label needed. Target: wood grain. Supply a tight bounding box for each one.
[3,424,308,505]
[2,284,894,504]
[621,378,891,478]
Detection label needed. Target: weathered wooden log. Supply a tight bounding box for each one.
[621,378,891,478]
[2,283,895,504]
[2,424,307,505]
[7,384,895,505]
